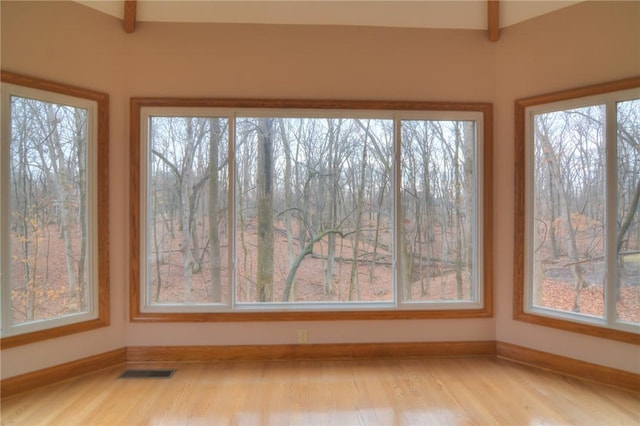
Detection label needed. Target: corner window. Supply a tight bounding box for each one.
[131,100,492,321]
[0,72,109,347]
[515,78,640,343]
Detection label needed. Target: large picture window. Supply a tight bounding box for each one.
[0,72,109,347]
[515,78,640,343]
[131,100,492,321]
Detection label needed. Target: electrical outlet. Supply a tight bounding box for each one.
[298,329,308,344]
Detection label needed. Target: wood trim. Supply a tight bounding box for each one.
[129,97,142,323]
[0,318,111,350]
[513,98,526,323]
[1,348,126,398]
[126,341,497,363]
[129,98,493,322]
[130,97,493,112]
[514,305,640,344]
[123,0,137,33]
[1,71,110,103]
[515,76,640,108]
[482,103,494,317]
[3,342,637,397]
[496,342,640,393]
[131,309,493,323]
[487,0,500,42]
[513,77,640,345]
[0,71,110,349]
[96,74,111,335]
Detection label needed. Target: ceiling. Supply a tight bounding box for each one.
[74,0,584,30]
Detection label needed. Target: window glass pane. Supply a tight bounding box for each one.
[400,120,476,302]
[234,117,394,303]
[147,117,230,304]
[8,96,90,324]
[616,99,640,325]
[532,106,605,318]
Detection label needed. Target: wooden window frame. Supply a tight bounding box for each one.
[130,98,493,322]
[514,77,640,345]
[0,71,110,349]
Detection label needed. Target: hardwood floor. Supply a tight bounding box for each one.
[1,357,638,425]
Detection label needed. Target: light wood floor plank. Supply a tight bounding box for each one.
[2,358,638,425]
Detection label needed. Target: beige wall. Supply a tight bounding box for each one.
[1,0,638,379]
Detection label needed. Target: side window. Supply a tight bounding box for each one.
[515,78,640,344]
[0,72,109,348]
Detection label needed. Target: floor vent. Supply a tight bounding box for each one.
[118,369,175,379]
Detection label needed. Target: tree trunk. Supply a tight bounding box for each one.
[279,119,296,301]
[152,191,163,302]
[537,125,588,312]
[325,119,339,295]
[282,229,343,302]
[349,131,368,301]
[420,125,433,297]
[75,109,88,311]
[615,178,640,303]
[370,174,387,286]
[180,118,196,303]
[13,125,35,320]
[208,118,222,302]
[237,135,251,300]
[454,123,463,299]
[44,104,78,311]
[256,118,274,302]
[548,168,560,258]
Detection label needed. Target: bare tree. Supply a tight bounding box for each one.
[537,119,587,311]
[8,97,89,321]
[256,118,275,302]
[208,118,222,302]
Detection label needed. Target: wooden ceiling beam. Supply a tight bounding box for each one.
[488,0,500,42]
[123,0,137,33]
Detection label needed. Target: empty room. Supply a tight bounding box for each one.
[1,0,638,424]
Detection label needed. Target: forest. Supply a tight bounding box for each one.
[531,99,640,322]
[8,95,90,323]
[5,96,638,324]
[146,115,476,306]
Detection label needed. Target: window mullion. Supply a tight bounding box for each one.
[229,113,237,309]
[605,101,618,327]
[524,110,535,313]
[142,113,151,311]
[0,89,10,334]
